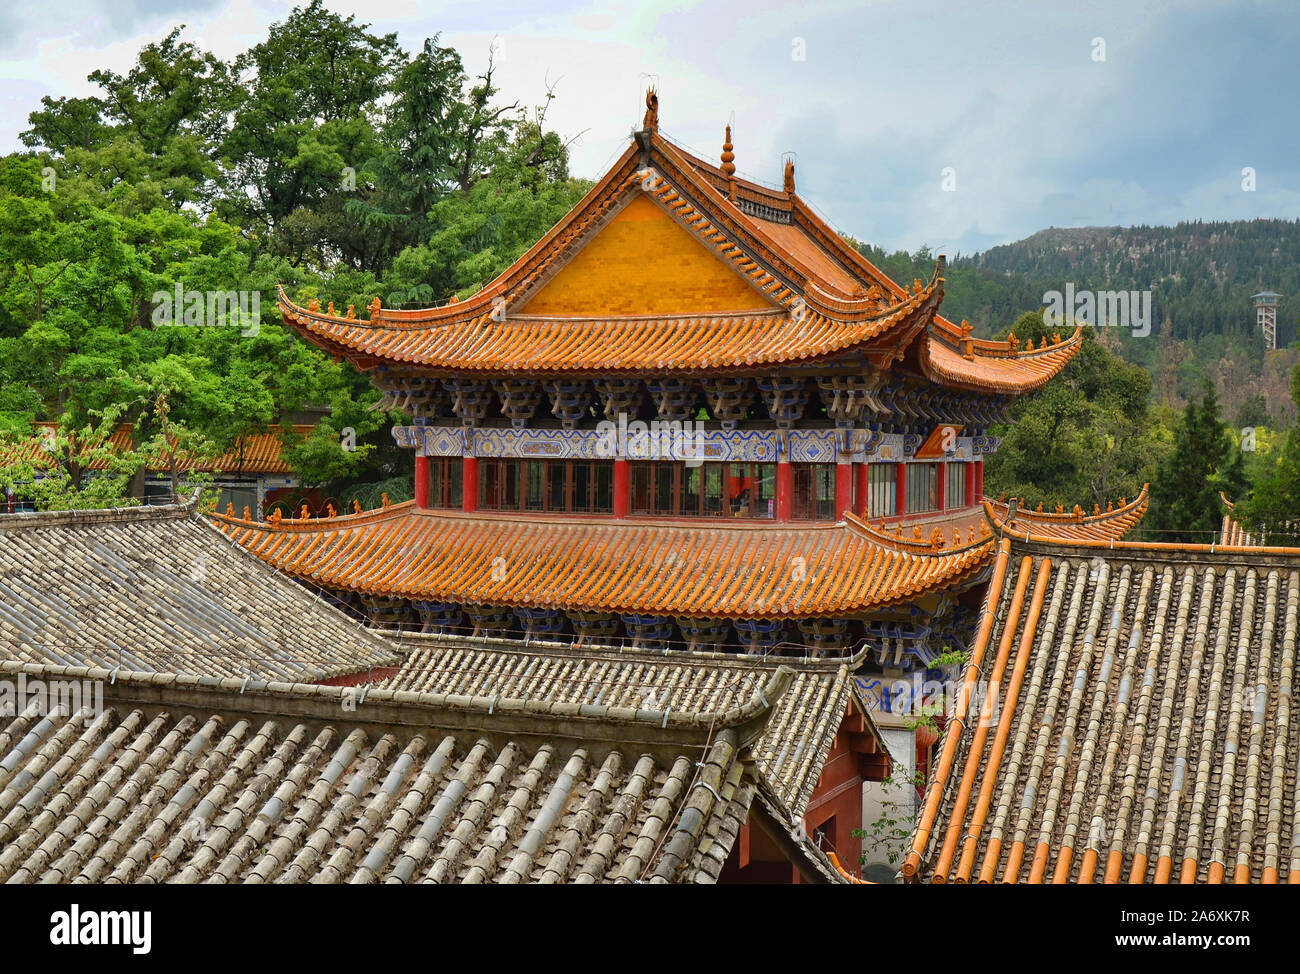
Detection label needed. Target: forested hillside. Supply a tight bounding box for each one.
[858,219,1300,427]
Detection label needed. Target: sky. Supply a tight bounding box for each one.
[0,0,1296,255]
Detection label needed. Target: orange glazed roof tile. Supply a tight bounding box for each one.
[985,484,1149,542]
[907,531,1300,884]
[919,323,1085,394]
[210,503,994,618]
[0,422,308,475]
[273,119,1073,391]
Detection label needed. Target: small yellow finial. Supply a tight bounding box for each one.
[353,499,362,514]
[225,502,234,516]
[243,506,251,520]
[381,492,391,509]
[930,528,944,549]
[300,504,310,520]
[308,298,320,312]
[326,503,336,518]
[327,301,335,315]
[346,304,356,319]
[368,296,382,317]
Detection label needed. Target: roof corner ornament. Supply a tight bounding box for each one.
[368,296,382,320]
[960,319,975,361]
[783,156,796,194]
[643,85,659,132]
[721,124,737,200]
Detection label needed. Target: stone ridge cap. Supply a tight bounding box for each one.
[0,489,202,531]
[382,628,860,672]
[0,658,796,739]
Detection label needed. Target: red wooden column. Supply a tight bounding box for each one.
[975,459,984,503]
[776,460,793,522]
[855,462,870,517]
[462,455,479,513]
[936,461,947,511]
[964,460,976,507]
[414,455,430,509]
[613,458,630,518]
[835,461,854,520]
[895,462,908,518]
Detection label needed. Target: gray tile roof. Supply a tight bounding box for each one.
[908,536,1300,884]
[0,659,842,884]
[0,497,398,682]
[378,633,881,822]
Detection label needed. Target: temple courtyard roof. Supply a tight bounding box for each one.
[0,496,398,681]
[0,658,840,884]
[907,530,1300,884]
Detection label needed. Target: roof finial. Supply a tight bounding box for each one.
[721,124,737,200]
[783,157,795,194]
[643,86,659,132]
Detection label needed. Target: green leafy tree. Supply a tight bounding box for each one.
[984,312,1166,509]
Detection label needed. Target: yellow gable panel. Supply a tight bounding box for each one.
[518,193,775,316]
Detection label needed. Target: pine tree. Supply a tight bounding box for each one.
[1148,383,1243,543]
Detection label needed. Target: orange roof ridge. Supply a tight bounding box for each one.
[982,483,1149,527]
[905,537,1014,880]
[843,510,994,556]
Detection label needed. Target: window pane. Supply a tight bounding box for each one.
[593,463,612,513]
[867,464,897,518]
[703,464,724,516]
[547,460,566,510]
[524,460,545,511]
[946,462,965,510]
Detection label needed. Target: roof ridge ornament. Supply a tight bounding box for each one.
[721,124,737,200]
[643,86,659,132]
[783,157,796,194]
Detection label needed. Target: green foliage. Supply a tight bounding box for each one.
[1147,382,1247,543]
[983,312,1167,509]
[1,9,577,510]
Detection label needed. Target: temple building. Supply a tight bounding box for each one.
[207,91,1150,878]
[214,90,1092,668]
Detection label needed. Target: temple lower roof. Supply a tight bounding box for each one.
[211,502,995,618]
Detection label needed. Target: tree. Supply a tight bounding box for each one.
[1147,382,1246,543]
[983,313,1166,509]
